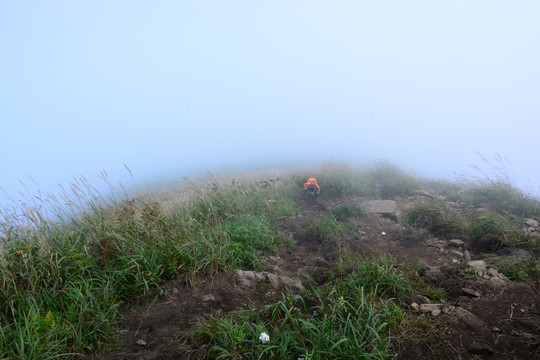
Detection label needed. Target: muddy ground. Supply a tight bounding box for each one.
[86,194,540,360]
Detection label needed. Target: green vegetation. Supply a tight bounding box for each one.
[194,254,410,360]
[1,160,539,358]
[402,201,467,239]
[468,211,520,252]
[306,214,346,241]
[0,174,297,359]
[331,201,367,222]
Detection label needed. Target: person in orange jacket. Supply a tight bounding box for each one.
[304,178,320,198]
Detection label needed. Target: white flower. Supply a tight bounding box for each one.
[259,332,270,344]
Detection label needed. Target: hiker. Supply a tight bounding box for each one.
[304,177,320,198]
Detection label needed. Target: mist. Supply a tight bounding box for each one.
[2,1,539,207]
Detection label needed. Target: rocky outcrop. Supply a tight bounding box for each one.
[360,200,401,221]
[523,218,540,235]
[235,269,304,292]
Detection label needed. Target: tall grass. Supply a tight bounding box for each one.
[0,170,299,358]
[456,153,540,218]
[402,201,468,239]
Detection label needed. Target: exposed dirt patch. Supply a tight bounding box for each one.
[86,195,540,360]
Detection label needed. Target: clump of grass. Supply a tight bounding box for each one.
[457,153,540,218]
[461,182,540,219]
[484,251,540,281]
[402,201,467,239]
[468,211,520,252]
[330,201,367,222]
[305,214,346,241]
[334,252,412,301]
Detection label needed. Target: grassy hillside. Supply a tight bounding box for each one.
[1,162,539,359]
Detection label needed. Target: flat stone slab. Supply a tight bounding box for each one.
[360,200,401,221]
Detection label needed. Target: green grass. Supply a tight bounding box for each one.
[1,161,539,359]
[331,201,368,222]
[193,254,410,360]
[402,201,467,239]
[468,211,520,252]
[0,173,298,358]
[484,252,540,281]
[305,214,347,241]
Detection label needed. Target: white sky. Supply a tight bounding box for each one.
[1,0,539,205]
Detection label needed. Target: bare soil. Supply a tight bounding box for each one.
[86,194,540,360]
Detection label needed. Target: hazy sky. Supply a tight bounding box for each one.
[1,0,539,206]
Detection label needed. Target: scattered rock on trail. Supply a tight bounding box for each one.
[466,342,494,356]
[448,239,465,247]
[411,294,431,305]
[235,269,304,291]
[467,260,487,276]
[523,218,539,228]
[360,200,401,221]
[453,307,492,337]
[420,264,456,283]
[461,287,482,297]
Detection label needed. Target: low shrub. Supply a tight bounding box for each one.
[468,212,519,252]
[306,214,346,241]
[402,201,467,238]
[330,202,367,222]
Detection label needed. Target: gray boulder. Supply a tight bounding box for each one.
[360,200,401,221]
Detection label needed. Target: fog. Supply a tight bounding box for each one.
[1,1,539,207]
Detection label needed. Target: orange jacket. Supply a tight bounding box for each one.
[304,178,320,193]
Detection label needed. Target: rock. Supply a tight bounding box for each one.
[136,339,147,346]
[464,250,472,261]
[498,272,510,281]
[467,260,487,276]
[172,287,179,294]
[448,239,465,247]
[411,295,431,305]
[431,309,442,317]
[359,200,401,221]
[489,277,506,287]
[202,294,216,303]
[273,265,283,274]
[462,288,482,297]
[266,273,280,289]
[454,308,492,337]
[467,342,494,355]
[279,275,304,291]
[241,270,256,280]
[267,256,281,264]
[419,303,443,314]
[421,265,454,283]
[450,250,464,258]
[411,302,420,312]
[524,218,539,228]
[486,268,499,277]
